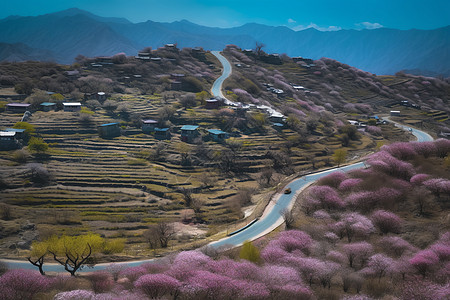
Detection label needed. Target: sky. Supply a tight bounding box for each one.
[1,0,449,31]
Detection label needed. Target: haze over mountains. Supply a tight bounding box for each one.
[0,8,449,76]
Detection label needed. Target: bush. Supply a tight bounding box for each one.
[28,137,49,153]
[13,149,30,163]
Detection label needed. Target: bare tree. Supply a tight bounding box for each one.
[0,203,12,220]
[281,208,295,229]
[254,42,266,57]
[259,167,274,187]
[144,221,175,249]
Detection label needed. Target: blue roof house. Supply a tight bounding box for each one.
[98,122,120,138]
[40,102,56,112]
[180,125,199,142]
[207,129,228,142]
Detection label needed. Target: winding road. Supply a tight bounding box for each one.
[211,51,234,104]
[0,53,434,273]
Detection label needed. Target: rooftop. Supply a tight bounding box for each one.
[181,125,199,131]
[0,131,16,137]
[40,102,56,106]
[63,102,81,106]
[208,129,226,135]
[155,127,169,132]
[5,128,26,133]
[143,119,158,124]
[6,103,30,107]
[99,122,119,127]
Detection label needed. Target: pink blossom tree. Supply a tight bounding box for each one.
[332,213,374,242]
[409,249,440,278]
[410,173,430,185]
[381,142,417,160]
[0,269,53,300]
[307,185,344,210]
[317,171,348,188]
[338,178,363,192]
[134,273,180,299]
[86,271,114,294]
[378,236,417,257]
[423,178,450,199]
[362,254,394,281]
[368,151,415,179]
[342,242,374,269]
[434,138,450,158]
[371,210,403,234]
[53,290,95,300]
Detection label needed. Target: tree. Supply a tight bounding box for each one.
[409,250,439,278]
[333,213,374,242]
[47,233,105,276]
[144,222,175,249]
[158,105,176,121]
[179,94,197,109]
[196,91,209,105]
[28,137,49,153]
[13,121,35,141]
[28,163,51,185]
[135,274,181,299]
[0,203,12,220]
[0,269,53,299]
[281,208,295,229]
[254,42,266,57]
[333,149,347,167]
[364,253,394,281]
[239,241,260,263]
[371,210,402,234]
[27,241,49,275]
[342,242,374,269]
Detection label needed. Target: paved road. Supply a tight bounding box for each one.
[1,77,435,273]
[210,162,366,249]
[210,51,232,102]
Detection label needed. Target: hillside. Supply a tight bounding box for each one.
[1,139,449,299]
[0,8,449,76]
[0,46,448,267]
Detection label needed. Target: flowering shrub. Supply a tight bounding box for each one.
[0,269,53,300]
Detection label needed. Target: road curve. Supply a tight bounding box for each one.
[1,76,435,273]
[211,51,232,100]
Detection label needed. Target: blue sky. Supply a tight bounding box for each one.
[1,0,449,30]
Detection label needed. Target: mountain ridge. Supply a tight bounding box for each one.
[0,8,448,76]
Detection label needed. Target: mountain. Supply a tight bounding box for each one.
[0,42,58,62]
[0,8,448,76]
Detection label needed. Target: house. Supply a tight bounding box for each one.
[142,119,158,133]
[63,102,81,112]
[154,127,171,140]
[40,102,56,112]
[97,92,107,102]
[268,114,285,124]
[192,47,206,59]
[171,80,182,90]
[348,120,360,126]
[0,131,20,150]
[150,57,162,62]
[5,128,26,140]
[390,111,401,116]
[165,44,178,51]
[205,99,221,109]
[98,123,120,138]
[272,123,285,130]
[207,129,228,142]
[6,103,31,113]
[180,125,200,142]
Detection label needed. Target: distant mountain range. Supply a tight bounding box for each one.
[0,8,449,76]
